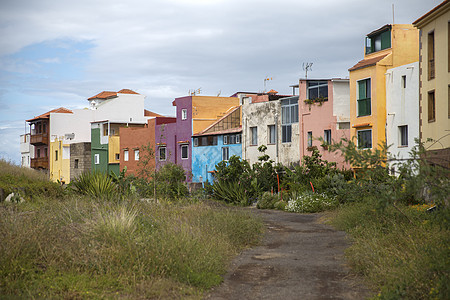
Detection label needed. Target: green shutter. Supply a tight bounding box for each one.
[381,30,391,50]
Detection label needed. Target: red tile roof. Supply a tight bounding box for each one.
[348,54,389,71]
[88,89,139,100]
[26,107,73,122]
[144,109,163,117]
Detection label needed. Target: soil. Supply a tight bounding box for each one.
[205,208,371,300]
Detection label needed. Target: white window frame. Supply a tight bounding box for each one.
[159,147,166,161]
[250,126,258,145]
[124,149,129,161]
[307,131,313,147]
[181,145,188,160]
[222,146,229,161]
[268,125,276,144]
[181,109,187,120]
[223,135,228,145]
[236,134,241,144]
[357,129,372,149]
[324,129,331,144]
[134,149,139,161]
[398,125,408,147]
[94,153,100,165]
[194,138,199,147]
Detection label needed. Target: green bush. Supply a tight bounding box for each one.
[71,171,118,200]
[256,192,280,209]
[285,191,338,213]
[212,180,250,206]
[152,163,189,200]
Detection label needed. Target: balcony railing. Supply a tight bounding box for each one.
[31,157,49,169]
[30,133,48,145]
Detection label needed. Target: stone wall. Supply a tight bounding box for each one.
[70,142,91,180]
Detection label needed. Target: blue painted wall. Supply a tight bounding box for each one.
[191,134,242,183]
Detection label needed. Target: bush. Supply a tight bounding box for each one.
[285,192,338,213]
[71,171,118,200]
[256,192,280,209]
[153,163,189,200]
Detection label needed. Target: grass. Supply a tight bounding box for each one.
[329,200,449,299]
[0,161,264,299]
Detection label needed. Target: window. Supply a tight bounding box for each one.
[43,123,47,133]
[307,81,328,100]
[401,75,406,89]
[365,28,391,54]
[281,97,298,143]
[44,148,47,157]
[324,129,331,144]
[55,150,58,161]
[268,125,276,144]
[194,138,198,147]
[181,109,187,120]
[37,148,41,158]
[134,149,139,161]
[222,147,229,161]
[428,91,435,122]
[428,31,435,80]
[115,153,120,160]
[357,78,371,116]
[223,135,228,145]
[236,134,241,144]
[357,129,372,149]
[181,145,188,159]
[196,136,218,146]
[124,150,129,161]
[307,131,313,147]
[250,127,258,145]
[399,125,408,147]
[74,159,79,169]
[94,154,100,165]
[159,147,166,161]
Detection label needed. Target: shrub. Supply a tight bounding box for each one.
[212,180,250,206]
[256,192,280,209]
[152,163,189,200]
[71,171,117,200]
[285,192,338,213]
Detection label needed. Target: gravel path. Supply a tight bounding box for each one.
[205,208,371,300]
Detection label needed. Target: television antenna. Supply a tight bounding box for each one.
[189,87,202,96]
[302,62,313,79]
[264,76,272,92]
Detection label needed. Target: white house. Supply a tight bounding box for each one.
[385,62,419,174]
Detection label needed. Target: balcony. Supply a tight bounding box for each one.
[30,133,48,145]
[31,157,49,169]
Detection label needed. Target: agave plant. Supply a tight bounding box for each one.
[72,171,117,200]
[212,180,250,206]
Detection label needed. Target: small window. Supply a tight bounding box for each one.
[181,109,187,120]
[268,125,276,144]
[401,75,406,89]
[357,78,371,117]
[250,127,258,145]
[194,138,198,147]
[428,31,435,80]
[222,147,229,161]
[115,153,120,160]
[223,135,228,145]
[94,154,100,165]
[134,149,139,161]
[282,125,292,143]
[357,129,372,149]
[55,150,58,161]
[74,159,79,169]
[124,150,129,161]
[399,125,408,147]
[324,129,331,144]
[428,91,435,122]
[236,134,241,144]
[37,148,41,158]
[181,145,188,159]
[307,131,313,147]
[44,148,47,157]
[159,147,166,161]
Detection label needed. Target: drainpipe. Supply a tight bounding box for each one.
[275,112,279,164]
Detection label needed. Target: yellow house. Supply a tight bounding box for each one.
[349,24,419,150]
[413,1,450,167]
[49,137,70,183]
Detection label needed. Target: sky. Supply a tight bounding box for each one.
[0,0,443,164]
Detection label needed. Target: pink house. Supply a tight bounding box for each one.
[297,78,351,170]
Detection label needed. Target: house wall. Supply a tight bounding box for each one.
[119,118,156,177]
[70,142,91,180]
[415,5,450,165]
[299,80,351,170]
[386,62,420,172]
[155,120,177,168]
[91,126,108,173]
[49,138,70,183]
[242,98,279,165]
[93,93,147,124]
[20,134,34,168]
[191,134,242,183]
[191,96,240,134]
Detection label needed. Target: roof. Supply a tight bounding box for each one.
[193,126,242,137]
[88,89,139,100]
[367,24,391,37]
[349,54,389,71]
[413,0,449,27]
[26,107,73,122]
[144,109,163,117]
[193,106,241,137]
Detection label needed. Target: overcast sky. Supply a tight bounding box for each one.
[0,0,442,164]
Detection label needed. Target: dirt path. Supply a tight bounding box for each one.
[205,208,371,300]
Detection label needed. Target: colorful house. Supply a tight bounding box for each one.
[385,62,420,173]
[413,1,450,168]
[155,117,177,167]
[297,78,351,170]
[20,133,34,168]
[166,95,240,180]
[348,24,419,152]
[192,106,242,183]
[241,91,298,166]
